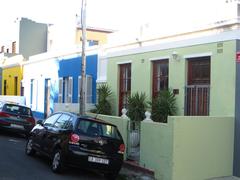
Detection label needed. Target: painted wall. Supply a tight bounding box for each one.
[2,66,23,95]
[141,116,234,180]
[23,58,59,119]
[107,40,236,116]
[140,121,174,180]
[58,54,98,103]
[19,18,48,59]
[171,116,234,180]
[76,29,110,45]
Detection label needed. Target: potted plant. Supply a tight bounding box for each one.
[150,89,177,123]
[127,92,148,147]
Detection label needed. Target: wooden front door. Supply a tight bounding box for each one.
[186,57,210,116]
[119,64,131,115]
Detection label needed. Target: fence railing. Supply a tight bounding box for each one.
[185,85,210,116]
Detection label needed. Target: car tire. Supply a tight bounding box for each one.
[104,172,118,180]
[51,149,64,173]
[25,138,36,156]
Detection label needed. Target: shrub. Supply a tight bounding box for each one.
[127,92,148,122]
[91,84,112,115]
[151,89,177,123]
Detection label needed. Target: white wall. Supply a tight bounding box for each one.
[22,58,59,115]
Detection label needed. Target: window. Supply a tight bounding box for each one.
[119,63,131,114]
[54,114,72,129]
[58,77,73,103]
[44,113,61,127]
[77,119,121,139]
[188,57,210,85]
[152,60,169,98]
[30,79,38,109]
[78,75,92,103]
[3,104,32,116]
[87,40,99,46]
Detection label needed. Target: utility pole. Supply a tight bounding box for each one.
[80,0,87,115]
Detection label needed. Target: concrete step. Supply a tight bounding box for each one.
[119,160,155,180]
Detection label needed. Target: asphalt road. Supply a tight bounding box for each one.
[0,131,106,180]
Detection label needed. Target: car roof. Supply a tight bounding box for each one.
[0,101,30,108]
[55,111,116,127]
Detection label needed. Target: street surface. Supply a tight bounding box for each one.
[0,130,106,180]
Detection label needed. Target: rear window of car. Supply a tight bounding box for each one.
[77,119,121,140]
[2,104,32,116]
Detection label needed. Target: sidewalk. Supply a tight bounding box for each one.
[118,161,240,180]
[118,160,155,180]
[207,177,240,180]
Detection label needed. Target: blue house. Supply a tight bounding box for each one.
[23,48,99,119]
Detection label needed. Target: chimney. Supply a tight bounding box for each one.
[12,41,16,54]
[1,46,4,53]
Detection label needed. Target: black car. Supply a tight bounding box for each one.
[0,101,35,136]
[25,112,125,179]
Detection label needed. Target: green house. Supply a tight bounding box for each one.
[105,21,239,118]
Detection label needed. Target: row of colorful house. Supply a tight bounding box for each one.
[1,16,240,178]
[0,18,239,120]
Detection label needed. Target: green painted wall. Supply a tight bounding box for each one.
[140,116,234,180]
[171,116,234,180]
[140,121,174,180]
[107,40,236,116]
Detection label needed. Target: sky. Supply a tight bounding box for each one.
[0,0,232,43]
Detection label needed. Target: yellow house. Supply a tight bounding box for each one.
[76,27,113,46]
[1,55,24,96]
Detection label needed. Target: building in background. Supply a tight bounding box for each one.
[75,26,113,47]
[1,55,24,96]
[22,46,99,119]
[0,17,48,59]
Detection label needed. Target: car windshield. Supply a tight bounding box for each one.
[77,119,121,140]
[3,104,32,116]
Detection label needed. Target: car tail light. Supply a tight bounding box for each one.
[69,133,80,145]
[118,144,125,154]
[0,112,10,117]
[26,117,36,125]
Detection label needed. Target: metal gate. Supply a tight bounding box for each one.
[185,85,210,116]
[126,120,141,162]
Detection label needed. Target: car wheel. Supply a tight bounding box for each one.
[104,172,118,180]
[25,138,36,156]
[51,150,64,173]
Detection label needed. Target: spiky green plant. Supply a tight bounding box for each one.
[127,92,148,122]
[91,84,113,115]
[151,90,177,123]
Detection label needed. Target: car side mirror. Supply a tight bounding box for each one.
[37,119,44,126]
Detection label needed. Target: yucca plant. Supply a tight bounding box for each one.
[151,89,177,123]
[127,92,148,122]
[91,84,113,115]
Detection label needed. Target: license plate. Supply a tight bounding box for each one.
[88,156,109,165]
[10,124,24,130]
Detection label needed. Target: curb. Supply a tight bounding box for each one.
[122,160,155,177]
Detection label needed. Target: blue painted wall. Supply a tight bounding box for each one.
[57,54,98,103]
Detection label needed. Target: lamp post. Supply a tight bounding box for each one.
[79,0,87,115]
